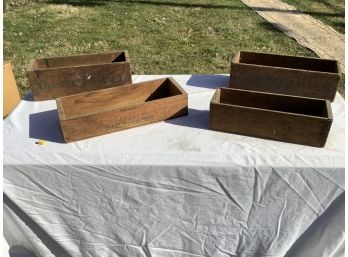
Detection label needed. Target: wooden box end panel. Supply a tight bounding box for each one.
[27,51,130,71]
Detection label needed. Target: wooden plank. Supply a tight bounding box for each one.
[56,77,188,142]
[27,51,132,100]
[40,51,127,69]
[230,51,341,102]
[209,88,332,147]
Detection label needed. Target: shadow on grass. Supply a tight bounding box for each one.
[333,21,345,32]
[313,0,344,12]
[47,0,105,6]
[259,21,291,34]
[44,0,345,18]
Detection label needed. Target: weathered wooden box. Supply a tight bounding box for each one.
[56,77,188,142]
[27,51,132,101]
[230,51,341,102]
[209,87,332,147]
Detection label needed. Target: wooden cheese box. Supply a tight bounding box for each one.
[229,51,341,102]
[27,51,132,101]
[56,77,188,142]
[209,87,332,147]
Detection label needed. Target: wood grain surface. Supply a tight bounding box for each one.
[209,87,332,147]
[229,51,341,102]
[27,51,132,100]
[56,77,188,142]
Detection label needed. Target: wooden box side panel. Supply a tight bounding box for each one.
[219,87,329,118]
[57,78,186,120]
[229,63,339,101]
[31,51,128,70]
[209,103,332,147]
[57,78,168,119]
[238,51,339,73]
[60,95,188,142]
[28,62,132,100]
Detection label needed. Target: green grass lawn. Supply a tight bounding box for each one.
[4,0,345,97]
[281,0,344,34]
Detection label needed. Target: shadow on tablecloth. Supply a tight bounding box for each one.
[4,194,72,257]
[22,92,35,102]
[29,109,65,144]
[284,193,345,257]
[9,246,37,257]
[186,74,229,89]
[166,108,209,130]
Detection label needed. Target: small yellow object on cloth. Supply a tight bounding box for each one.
[36,139,46,145]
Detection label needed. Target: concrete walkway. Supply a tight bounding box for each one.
[241,0,345,72]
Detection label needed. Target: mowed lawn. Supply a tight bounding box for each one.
[4,0,345,96]
[281,0,344,33]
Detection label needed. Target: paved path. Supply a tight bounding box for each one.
[241,0,345,72]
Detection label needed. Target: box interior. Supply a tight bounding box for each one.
[32,52,127,70]
[145,79,182,101]
[59,78,182,119]
[238,51,339,73]
[218,88,329,118]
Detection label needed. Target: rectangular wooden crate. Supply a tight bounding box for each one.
[229,51,341,102]
[27,51,132,101]
[56,77,188,142]
[209,87,332,147]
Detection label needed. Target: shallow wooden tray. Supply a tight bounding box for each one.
[56,77,188,142]
[209,87,332,147]
[27,51,132,100]
[229,51,341,102]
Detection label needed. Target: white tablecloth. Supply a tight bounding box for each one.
[4,75,345,257]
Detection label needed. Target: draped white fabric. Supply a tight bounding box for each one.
[4,75,345,257]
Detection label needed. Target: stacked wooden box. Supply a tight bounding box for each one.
[209,51,341,147]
